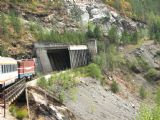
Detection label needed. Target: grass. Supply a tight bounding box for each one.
[111,81,119,93]
[34,27,87,44]
[139,86,147,99]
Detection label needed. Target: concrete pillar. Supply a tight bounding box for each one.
[36,49,53,73]
[87,39,97,59]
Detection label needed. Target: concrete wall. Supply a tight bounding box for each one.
[36,49,53,73]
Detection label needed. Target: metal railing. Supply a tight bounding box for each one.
[0,78,26,117]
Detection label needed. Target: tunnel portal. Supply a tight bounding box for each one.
[47,49,71,71]
[34,43,92,73]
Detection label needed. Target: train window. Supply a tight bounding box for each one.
[5,65,7,73]
[2,65,3,73]
[13,65,15,71]
[2,65,5,73]
[7,65,9,73]
[11,65,13,72]
[0,65,1,74]
[3,65,5,73]
[4,65,6,73]
[6,65,8,73]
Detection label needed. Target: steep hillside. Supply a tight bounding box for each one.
[0,0,146,57]
[0,0,160,120]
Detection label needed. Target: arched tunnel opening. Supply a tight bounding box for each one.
[47,49,71,71]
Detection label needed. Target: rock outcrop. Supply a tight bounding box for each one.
[64,0,145,36]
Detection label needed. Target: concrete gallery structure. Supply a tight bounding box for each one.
[34,41,97,73]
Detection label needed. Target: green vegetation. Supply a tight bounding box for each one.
[128,56,152,74]
[0,13,8,38]
[105,45,125,71]
[87,63,102,80]
[139,86,147,99]
[149,16,160,43]
[86,22,103,40]
[37,72,78,102]
[37,64,103,102]
[121,30,139,44]
[136,57,151,72]
[137,89,160,120]
[0,11,22,38]
[108,25,119,45]
[145,68,159,82]
[9,105,28,120]
[111,81,119,93]
[93,52,106,70]
[35,29,87,44]
[9,11,22,34]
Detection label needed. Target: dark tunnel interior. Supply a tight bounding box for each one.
[47,49,71,71]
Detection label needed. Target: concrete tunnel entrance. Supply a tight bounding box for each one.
[34,42,97,73]
[47,49,71,71]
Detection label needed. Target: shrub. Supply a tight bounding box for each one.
[136,57,151,72]
[87,63,102,80]
[16,109,28,120]
[9,105,18,116]
[139,86,147,99]
[9,105,28,120]
[145,68,159,81]
[111,81,119,93]
[86,22,95,38]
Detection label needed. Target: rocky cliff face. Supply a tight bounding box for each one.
[0,0,145,56]
[64,0,145,35]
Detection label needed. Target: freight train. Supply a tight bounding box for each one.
[0,57,35,89]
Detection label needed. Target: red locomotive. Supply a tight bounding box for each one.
[17,59,36,79]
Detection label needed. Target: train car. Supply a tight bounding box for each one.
[0,57,18,89]
[17,59,35,80]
